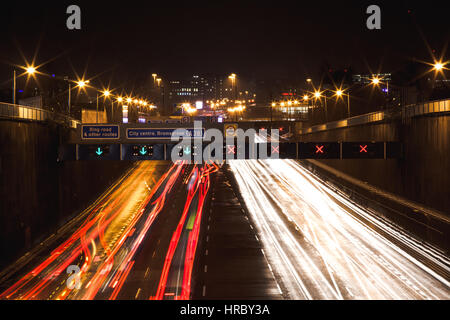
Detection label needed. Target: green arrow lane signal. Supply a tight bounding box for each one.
[96,147,103,156]
[183,146,191,155]
[140,147,147,155]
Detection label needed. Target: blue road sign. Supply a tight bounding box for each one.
[82,125,120,139]
[127,128,204,139]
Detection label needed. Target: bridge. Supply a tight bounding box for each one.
[57,122,402,161]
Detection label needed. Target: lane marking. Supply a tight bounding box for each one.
[135,288,142,299]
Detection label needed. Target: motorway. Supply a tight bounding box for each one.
[0,161,217,300]
[229,159,450,300]
[1,157,449,300]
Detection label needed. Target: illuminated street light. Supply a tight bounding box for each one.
[13,65,39,104]
[371,77,380,85]
[77,80,89,87]
[229,73,237,100]
[303,95,309,101]
[126,97,132,103]
[314,91,321,99]
[433,62,444,71]
[117,97,123,103]
[26,66,36,75]
[334,89,351,118]
[271,102,276,107]
[186,106,197,115]
[103,90,110,97]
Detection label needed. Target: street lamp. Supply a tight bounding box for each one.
[67,79,90,116]
[95,89,111,123]
[334,89,350,118]
[314,90,328,122]
[77,80,89,88]
[13,65,38,104]
[113,97,124,123]
[229,73,237,100]
[25,66,36,75]
[433,62,444,71]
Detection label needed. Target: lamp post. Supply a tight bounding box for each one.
[96,93,99,123]
[271,102,276,125]
[71,79,89,118]
[102,90,110,123]
[68,82,71,115]
[229,73,236,101]
[314,91,328,122]
[115,97,123,123]
[13,69,16,104]
[12,66,37,104]
[371,77,389,109]
[335,89,350,118]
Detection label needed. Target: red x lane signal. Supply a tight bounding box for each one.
[271,145,280,154]
[359,145,368,153]
[341,142,384,159]
[315,145,324,154]
[227,145,236,154]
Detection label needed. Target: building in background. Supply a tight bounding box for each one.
[167,75,227,106]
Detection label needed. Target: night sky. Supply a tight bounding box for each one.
[1,0,448,90]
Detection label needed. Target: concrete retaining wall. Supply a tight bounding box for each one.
[299,114,449,215]
[0,120,131,269]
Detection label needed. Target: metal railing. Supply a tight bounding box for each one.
[0,102,80,129]
[299,98,450,135]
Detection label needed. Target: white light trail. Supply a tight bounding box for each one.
[229,159,450,300]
